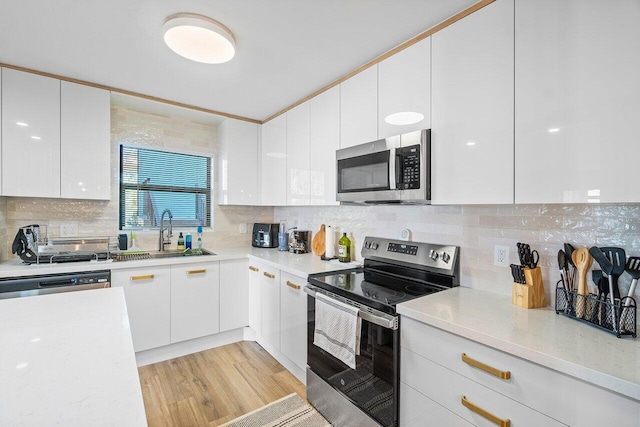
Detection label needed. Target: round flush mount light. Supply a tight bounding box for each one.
[384,112,425,126]
[163,13,236,64]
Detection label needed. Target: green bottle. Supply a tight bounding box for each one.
[338,233,351,263]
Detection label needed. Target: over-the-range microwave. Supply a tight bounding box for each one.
[336,129,431,204]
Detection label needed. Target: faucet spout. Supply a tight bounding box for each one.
[159,209,173,251]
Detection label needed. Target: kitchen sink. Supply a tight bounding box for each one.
[147,249,217,258]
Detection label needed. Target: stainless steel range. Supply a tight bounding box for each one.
[305,236,459,427]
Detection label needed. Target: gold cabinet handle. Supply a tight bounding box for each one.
[461,396,510,427]
[286,280,301,290]
[186,269,206,275]
[462,353,511,380]
[249,266,259,272]
[130,274,154,281]
[263,272,275,279]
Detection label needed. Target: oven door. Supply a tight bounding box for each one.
[305,285,399,427]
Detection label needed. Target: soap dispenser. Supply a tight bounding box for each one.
[177,232,185,250]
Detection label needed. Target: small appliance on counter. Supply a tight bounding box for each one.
[252,223,279,248]
[289,230,311,254]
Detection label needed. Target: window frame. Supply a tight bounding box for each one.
[119,144,213,230]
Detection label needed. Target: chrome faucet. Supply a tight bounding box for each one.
[159,209,173,251]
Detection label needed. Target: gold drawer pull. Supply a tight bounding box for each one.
[249,266,259,272]
[263,272,275,279]
[462,353,511,380]
[461,396,510,427]
[187,269,206,275]
[131,274,154,281]
[286,281,301,290]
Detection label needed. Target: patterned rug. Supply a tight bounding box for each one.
[220,393,331,427]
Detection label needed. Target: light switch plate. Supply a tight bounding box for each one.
[60,223,78,237]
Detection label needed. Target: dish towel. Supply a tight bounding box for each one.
[313,292,361,369]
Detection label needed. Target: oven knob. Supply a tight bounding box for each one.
[441,252,451,263]
[429,249,439,261]
[372,242,379,250]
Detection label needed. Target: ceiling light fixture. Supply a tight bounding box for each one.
[384,112,424,126]
[163,13,236,64]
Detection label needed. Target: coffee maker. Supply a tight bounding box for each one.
[289,230,311,254]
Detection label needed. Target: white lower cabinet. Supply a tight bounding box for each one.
[112,266,171,352]
[400,382,472,427]
[219,259,249,332]
[279,271,307,372]
[260,264,281,351]
[248,261,264,337]
[170,262,220,344]
[400,316,640,427]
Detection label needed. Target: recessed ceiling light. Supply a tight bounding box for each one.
[548,128,560,133]
[30,136,41,140]
[384,112,425,126]
[466,141,476,146]
[163,13,236,64]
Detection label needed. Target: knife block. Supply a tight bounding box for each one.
[512,266,547,309]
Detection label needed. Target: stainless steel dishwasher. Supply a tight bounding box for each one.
[0,270,111,299]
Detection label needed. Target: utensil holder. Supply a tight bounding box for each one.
[555,284,637,338]
[512,266,547,309]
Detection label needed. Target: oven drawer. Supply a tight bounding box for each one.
[401,348,566,427]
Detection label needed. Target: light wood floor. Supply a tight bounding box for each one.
[138,341,306,426]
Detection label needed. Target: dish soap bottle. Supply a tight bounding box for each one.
[185,233,192,249]
[196,226,203,250]
[338,233,351,263]
[177,232,185,250]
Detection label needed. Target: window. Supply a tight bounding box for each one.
[119,146,211,229]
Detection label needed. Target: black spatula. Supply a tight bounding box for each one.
[622,257,640,330]
[590,246,626,331]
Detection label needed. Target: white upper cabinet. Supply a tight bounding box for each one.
[2,69,61,198]
[286,102,310,205]
[378,37,431,139]
[309,85,340,205]
[340,66,378,148]
[515,0,640,203]
[431,0,514,205]
[218,118,259,205]
[0,68,2,193]
[60,82,110,200]
[260,113,287,205]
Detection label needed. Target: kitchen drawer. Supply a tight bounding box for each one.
[401,348,566,427]
[400,381,472,427]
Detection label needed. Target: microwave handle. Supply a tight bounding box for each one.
[389,147,397,190]
[394,149,403,190]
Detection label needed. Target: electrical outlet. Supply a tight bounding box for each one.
[60,223,78,237]
[494,245,510,267]
[239,223,247,234]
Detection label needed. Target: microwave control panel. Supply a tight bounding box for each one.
[399,145,420,189]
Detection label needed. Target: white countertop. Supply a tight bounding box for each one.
[0,246,357,278]
[397,287,640,402]
[0,287,147,426]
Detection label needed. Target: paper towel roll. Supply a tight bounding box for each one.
[325,226,335,258]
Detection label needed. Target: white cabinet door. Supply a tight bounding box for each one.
[260,114,287,205]
[60,81,110,200]
[378,37,431,139]
[112,266,171,352]
[260,264,281,351]
[0,68,2,193]
[309,85,340,206]
[431,0,514,205]
[2,69,61,198]
[218,118,259,205]
[248,262,263,336]
[170,262,220,344]
[400,382,473,427]
[340,66,378,148]
[286,102,310,205]
[219,259,249,332]
[515,0,640,203]
[280,271,307,371]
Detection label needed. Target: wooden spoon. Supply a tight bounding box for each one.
[572,247,593,318]
[312,224,326,256]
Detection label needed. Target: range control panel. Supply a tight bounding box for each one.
[361,236,458,273]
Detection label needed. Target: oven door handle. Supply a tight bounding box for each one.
[304,285,399,330]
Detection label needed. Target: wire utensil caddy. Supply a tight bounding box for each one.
[555,283,637,338]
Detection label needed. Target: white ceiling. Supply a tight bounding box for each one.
[0,0,477,122]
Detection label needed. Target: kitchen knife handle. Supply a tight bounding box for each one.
[461,353,511,380]
[286,280,301,290]
[249,266,259,272]
[263,272,275,279]
[130,274,154,281]
[461,396,510,427]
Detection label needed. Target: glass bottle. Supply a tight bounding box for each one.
[338,233,351,263]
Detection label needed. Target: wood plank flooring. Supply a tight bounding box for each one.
[138,341,306,426]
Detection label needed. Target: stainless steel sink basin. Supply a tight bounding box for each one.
[147,249,217,258]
